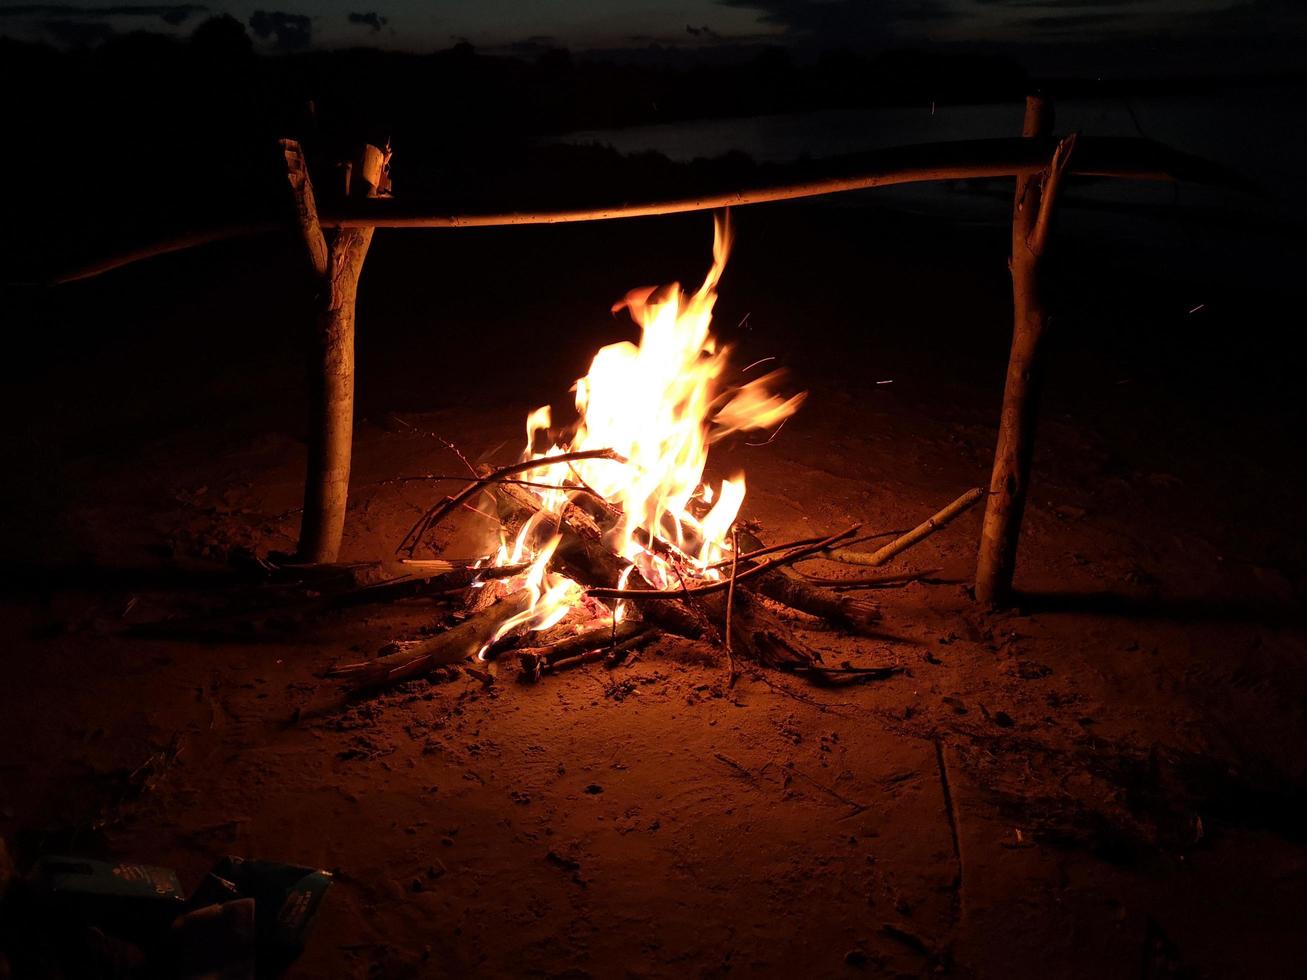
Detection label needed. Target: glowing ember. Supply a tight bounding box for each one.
[480,212,805,655]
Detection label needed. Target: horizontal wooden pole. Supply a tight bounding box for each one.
[321,137,1243,231]
[50,136,1249,285]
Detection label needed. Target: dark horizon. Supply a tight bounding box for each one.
[1,0,1304,78]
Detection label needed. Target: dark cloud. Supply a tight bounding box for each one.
[717,0,965,48]
[346,11,387,33]
[0,4,207,25]
[249,9,310,50]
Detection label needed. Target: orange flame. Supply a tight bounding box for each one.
[480,211,804,654]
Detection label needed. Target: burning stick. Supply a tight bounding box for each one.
[327,589,534,692]
[585,524,861,601]
[825,488,984,567]
[397,448,627,556]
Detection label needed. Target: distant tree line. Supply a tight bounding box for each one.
[8,14,1288,278]
[0,16,1038,276]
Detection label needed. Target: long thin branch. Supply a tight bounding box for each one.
[800,568,942,588]
[703,528,904,571]
[824,489,984,567]
[373,474,610,495]
[704,533,828,570]
[49,138,1247,286]
[586,524,861,601]
[725,526,740,687]
[398,448,627,556]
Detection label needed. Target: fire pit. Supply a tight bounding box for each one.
[324,213,984,697]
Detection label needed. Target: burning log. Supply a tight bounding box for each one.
[493,481,825,671]
[584,525,862,602]
[493,480,716,642]
[517,620,651,682]
[327,589,533,692]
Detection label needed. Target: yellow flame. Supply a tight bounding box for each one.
[491,211,803,637]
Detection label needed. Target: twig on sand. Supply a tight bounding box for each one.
[788,663,908,685]
[785,764,869,817]
[824,488,984,567]
[934,738,965,918]
[753,673,859,715]
[714,752,758,784]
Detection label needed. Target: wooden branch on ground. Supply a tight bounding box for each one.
[736,528,882,635]
[789,664,909,685]
[546,630,654,675]
[519,622,653,681]
[825,488,984,567]
[517,619,646,682]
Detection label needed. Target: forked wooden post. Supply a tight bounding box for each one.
[976,96,1078,605]
[281,138,389,563]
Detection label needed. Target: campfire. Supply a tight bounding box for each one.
[331,212,980,694]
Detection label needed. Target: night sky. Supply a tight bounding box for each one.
[0,0,1301,74]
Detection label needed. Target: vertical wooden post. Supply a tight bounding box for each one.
[281,138,389,563]
[976,96,1077,605]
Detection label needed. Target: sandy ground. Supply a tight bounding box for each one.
[1,204,1304,978]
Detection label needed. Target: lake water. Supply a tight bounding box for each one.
[551,84,1307,284]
